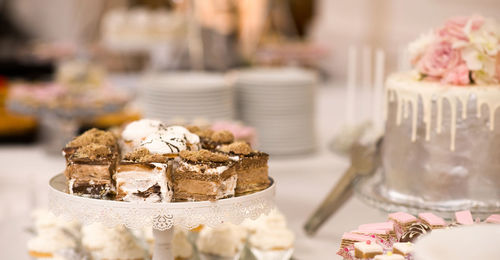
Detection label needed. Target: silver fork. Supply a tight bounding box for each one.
[304,138,382,236]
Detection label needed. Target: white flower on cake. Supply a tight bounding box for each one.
[408,31,436,64]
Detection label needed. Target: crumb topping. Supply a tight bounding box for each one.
[179,149,229,163]
[74,143,112,160]
[67,128,116,147]
[211,130,234,143]
[185,125,201,133]
[218,141,253,155]
[124,147,170,163]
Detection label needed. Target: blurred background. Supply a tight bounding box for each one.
[1,0,500,259]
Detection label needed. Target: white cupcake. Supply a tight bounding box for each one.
[241,209,287,235]
[27,228,78,259]
[82,223,146,260]
[249,227,294,260]
[246,209,295,260]
[196,223,246,260]
[173,228,194,260]
[32,209,81,239]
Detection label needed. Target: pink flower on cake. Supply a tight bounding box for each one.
[417,40,461,77]
[438,15,484,41]
[442,62,470,85]
[408,15,500,85]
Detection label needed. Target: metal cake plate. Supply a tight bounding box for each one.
[354,168,500,219]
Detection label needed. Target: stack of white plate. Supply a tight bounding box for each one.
[234,67,317,155]
[139,72,234,122]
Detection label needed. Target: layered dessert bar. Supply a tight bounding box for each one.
[418,212,447,229]
[351,229,392,247]
[399,222,431,243]
[338,211,500,259]
[357,221,396,242]
[173,150,237,201]
[115,148,172,202]
[392,242,414,256]
[388,212,417,238]
[340,232,377,249]
[354,241,383,258]
[218,141,270,195]
[455,210,474,225]
[187,126,234,150]
[63,128,119,199]
[485,214,500,224]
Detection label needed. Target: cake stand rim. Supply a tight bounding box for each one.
[354,168,500,219]
[48,173,276,230]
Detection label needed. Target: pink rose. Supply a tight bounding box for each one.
[442,62,470,85]
[417,40,462,77]
[438,15,484,41]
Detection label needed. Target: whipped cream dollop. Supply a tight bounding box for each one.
[122,119,164,142]
[196,223,246,257]
[81,223,112,251]
[28,228,78,253]
[249,227,295,251]
[82,224,145,259]
[32,209,81,238]
[241,209,288,234]
[99,226,145,259]
[139,125,200,154]
[243,209,295,250]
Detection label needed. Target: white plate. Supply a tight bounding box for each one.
[233,67,317,85]
[141,72,229,90]
[414,225,500,260]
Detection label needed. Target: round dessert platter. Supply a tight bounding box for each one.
[354,167,500,219]
[48,174,276,260]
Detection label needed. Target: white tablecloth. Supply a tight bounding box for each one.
[0,85,386,259]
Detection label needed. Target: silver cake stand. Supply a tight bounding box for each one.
[354,168,500,219]
[48,174,276,260]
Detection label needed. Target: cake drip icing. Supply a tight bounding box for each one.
[387,73,500,150]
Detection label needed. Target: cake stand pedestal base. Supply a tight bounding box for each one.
[153,229,174,260]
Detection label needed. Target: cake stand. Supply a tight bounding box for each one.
[354,168,500,219]
[7,100,126,154]
[48,174,276,260]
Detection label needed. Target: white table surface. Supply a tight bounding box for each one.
[0,85,386,260]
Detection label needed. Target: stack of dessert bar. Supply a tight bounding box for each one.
[63,128,119,199]
[337,210,500,260]
[62,119,271,203]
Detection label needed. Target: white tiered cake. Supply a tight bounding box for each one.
[382,15,500,210]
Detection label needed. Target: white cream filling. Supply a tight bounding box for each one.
[68,179,75,194]
[115,163,172,202]
[218,175,237,199]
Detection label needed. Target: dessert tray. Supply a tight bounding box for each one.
[354,168,500,219]
[48,174,276,260]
